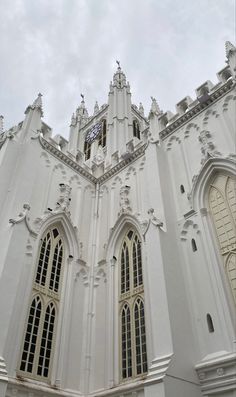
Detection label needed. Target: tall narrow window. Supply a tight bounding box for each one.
[19,227,65,380]
[133,120,140,139]
[206,313,214,333]
[84,140,91,160]
[209,174,236,303]
[119,230,147,380]
[98,119,107,147]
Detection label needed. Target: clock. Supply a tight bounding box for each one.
[85,122,102,143]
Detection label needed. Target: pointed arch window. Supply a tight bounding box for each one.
[84,140,91,160]
[19,227,65,380]
[209,174,236,303]
[119,230,147,381]
[133,120,140,139]
[98,119,107,147]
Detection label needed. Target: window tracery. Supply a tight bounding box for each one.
[119,229,147,380]
[98,119,107,147]
[209,174,236,303]
[19,227,65,380]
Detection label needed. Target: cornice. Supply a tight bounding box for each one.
[39,136,97,184]
[98,143,148,184]
[39,135,148,185]
[160,79,234,140]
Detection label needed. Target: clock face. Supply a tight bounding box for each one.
[85,122,102,143]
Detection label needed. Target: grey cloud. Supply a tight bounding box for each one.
[0,0,234,138]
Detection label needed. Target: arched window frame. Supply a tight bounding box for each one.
[133,119,140,140]
[119,229,147,381]
[208,173,236,304]
[18,226,65,381]
[84,140,91,160]
[98,119,107,148]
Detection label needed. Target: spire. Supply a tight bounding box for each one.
[150,96,162,115]
[94,101,99,115]
[225,41,236,59]
[25,93,43,117]
[0,115,4,134]
[113,61,127,88]
[76,94,89,119]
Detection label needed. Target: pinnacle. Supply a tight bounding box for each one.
[225,41,236,58]
[150,96,162,115]
[0,115,4,133]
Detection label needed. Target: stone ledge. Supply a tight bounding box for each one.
[195,352,236,395]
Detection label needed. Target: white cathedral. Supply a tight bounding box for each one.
[0,41,235,397]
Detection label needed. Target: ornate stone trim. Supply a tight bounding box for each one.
[160,80,234,140]
[98,143,148,184]
[195,352,236,395]
[39,136,97,184]
[39,135,147,185]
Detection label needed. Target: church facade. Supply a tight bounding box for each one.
[0,42,235,397]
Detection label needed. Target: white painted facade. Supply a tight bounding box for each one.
[0,42,235,397]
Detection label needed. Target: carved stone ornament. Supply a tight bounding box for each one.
[142,208,164,236]
[55,183,72,212]
[198,130,221,164]
[118,185,132,216]
[30,128,42,140]
[9,204,37,237]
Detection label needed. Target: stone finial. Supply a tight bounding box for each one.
[139,102,144,116]
[94,101,99,115]
[25,93,43,116]
[225,41,236,59]
[150,96,162,115]
[0,115,4,133]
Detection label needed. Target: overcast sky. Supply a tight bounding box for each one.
[0,0,235,138]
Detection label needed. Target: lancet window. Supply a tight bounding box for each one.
[119,229,147,381]
[209,174,236,303]
[19,227,64,380]
[133,120,140,139]
[84,140,91,160]
[98,119,107,147]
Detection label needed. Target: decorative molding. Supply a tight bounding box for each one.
[198,130,221,164]
[74,259,90,287]
[145,353,173,383]
[0,356,8,378]
[39,134,147,185]
[55,183,72,213]
[160,79,234,140]
[180,218,199,241]
[195,352,236,395]
[39,135,97,184]
[94,268,107,287]
[118,185,132,216]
